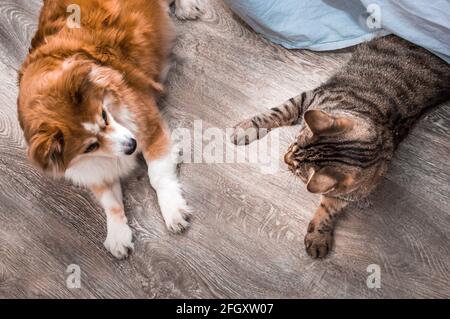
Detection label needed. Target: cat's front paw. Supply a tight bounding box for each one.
[231,119,267,145]
[304,227,333,259]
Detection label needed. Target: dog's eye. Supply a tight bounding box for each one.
[102,110,108,126]
[84,142,99,154]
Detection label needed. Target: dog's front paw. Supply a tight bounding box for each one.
[304,227,333,259]
[175,0,204,20]
[165,205,192,233]
[104,220,134,259]
[161,197,192,233]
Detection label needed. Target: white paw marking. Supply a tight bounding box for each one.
[104,219,134,259]
[161,196,192,233]
[175,0,204,20]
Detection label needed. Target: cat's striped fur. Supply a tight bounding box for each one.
[231,35,450,258]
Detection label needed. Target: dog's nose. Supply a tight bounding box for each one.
[124,138,137,155]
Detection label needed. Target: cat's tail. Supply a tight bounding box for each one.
[230,91,314,145]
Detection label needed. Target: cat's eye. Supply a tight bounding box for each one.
[85,142,99,154]
[102,109,108,126]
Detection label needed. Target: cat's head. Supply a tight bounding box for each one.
[285,109,388,199]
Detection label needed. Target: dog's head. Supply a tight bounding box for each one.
[18,58,137,177]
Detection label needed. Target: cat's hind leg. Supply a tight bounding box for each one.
[231,94,305,145]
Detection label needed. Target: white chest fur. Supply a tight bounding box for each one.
[64,153,137,186]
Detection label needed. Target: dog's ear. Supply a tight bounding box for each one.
[68,66,92,106]
[70,78,89,106]
[28,124,65,175]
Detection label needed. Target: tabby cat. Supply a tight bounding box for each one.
[231,35,450,258]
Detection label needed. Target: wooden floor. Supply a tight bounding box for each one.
[0,0,449,298]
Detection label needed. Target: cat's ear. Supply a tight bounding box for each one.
[306,167,340,194]
[304,110,353,136]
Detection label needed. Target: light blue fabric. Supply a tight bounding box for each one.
[224,0,450,63]
[360,0,450,63]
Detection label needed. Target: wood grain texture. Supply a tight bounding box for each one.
[0,0,449,298]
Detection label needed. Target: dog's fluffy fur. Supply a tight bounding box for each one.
[18,0,204,258]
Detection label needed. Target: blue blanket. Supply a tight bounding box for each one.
[224,0,450,63]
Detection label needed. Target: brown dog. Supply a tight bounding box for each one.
[17,0,205,258]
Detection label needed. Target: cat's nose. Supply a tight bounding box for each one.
[284,151,295,166]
